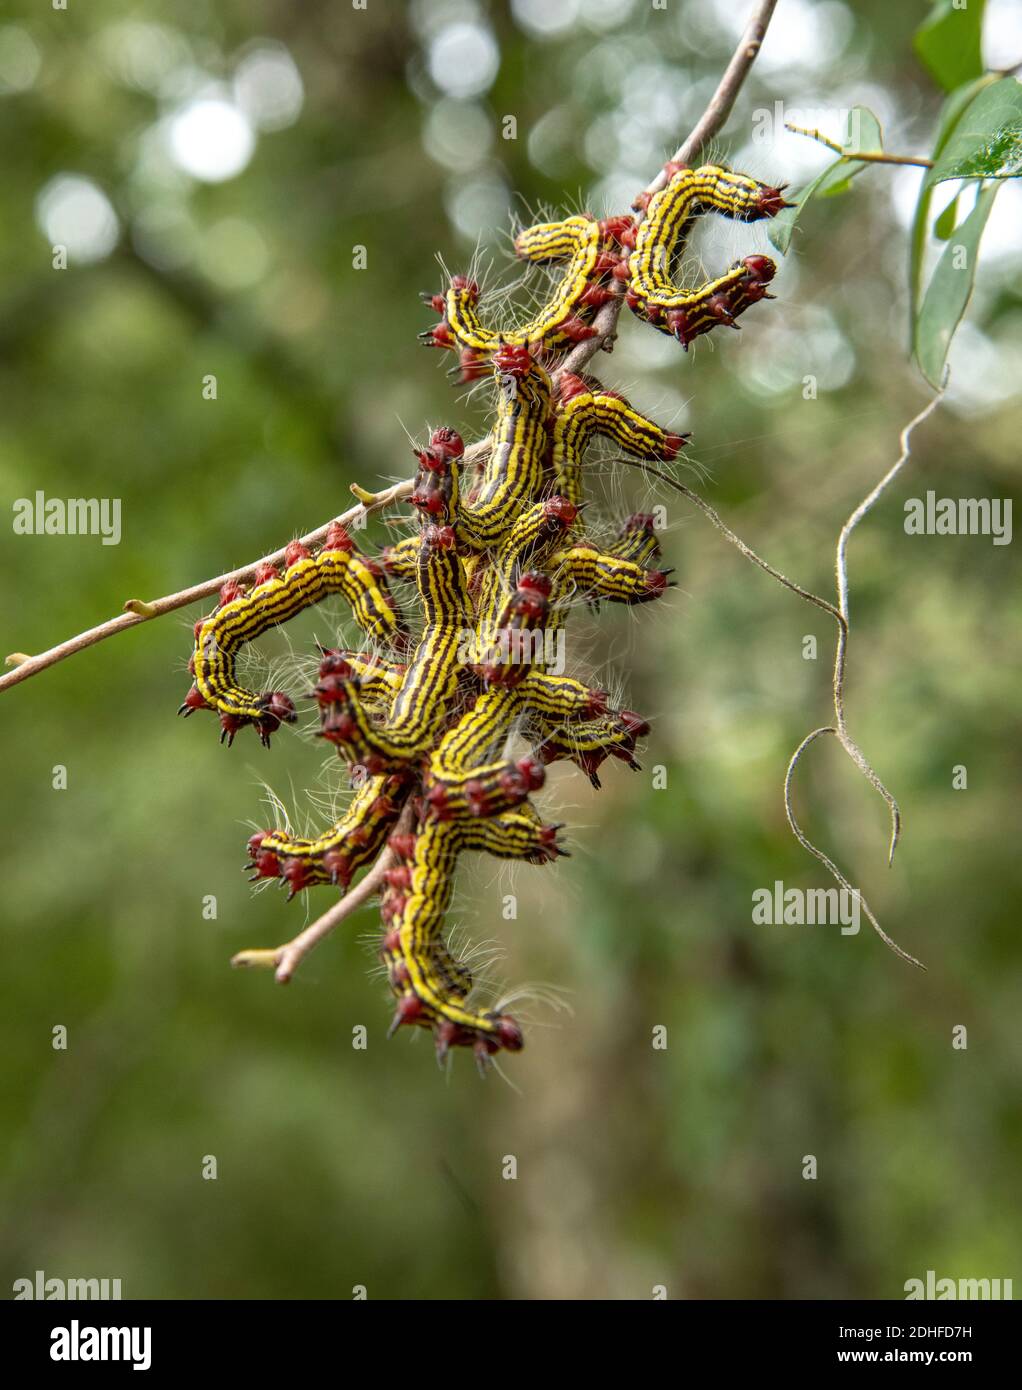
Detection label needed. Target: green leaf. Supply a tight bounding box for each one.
[914,0,986,94]
[915,182,998,387]
[908,74,997,330]
[929,77,1022,182]
[819,175,854,198]
[769,107,883,254]
[933,192,959,240]
[841,107,884,157]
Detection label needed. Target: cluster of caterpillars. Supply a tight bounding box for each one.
[179,162,787,1069]
[423,163,785,379]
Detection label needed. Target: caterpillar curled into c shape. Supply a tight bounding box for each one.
[626,162,790,347]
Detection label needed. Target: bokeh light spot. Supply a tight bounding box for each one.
[0,25,41,94]
[168,98,256,183]
[427,22,499,99]
[233,41,304,132]
[35,175,120,263]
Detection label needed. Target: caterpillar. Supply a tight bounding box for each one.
[248,771,411,896]
[548,542,673,606]
[180,523,407,746]
[551,372,687,508]
[455,346,555,550]
[316,527,471,775]
[535,709,650,789]
[377,534,422,583]
[626,162,789,347]
[328,651,407,709]
[608,513,662,567]
[379,814,562,1059]
[471,521,575,680]
[421,215,634,380]
[179,156,784,1068]
[421,164,786,376]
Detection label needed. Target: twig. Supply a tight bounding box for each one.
[781,390,945,964]
[231,803,415,983]
[557,0,781,379]
[624,458,845,629]
[0,479,416,695]
[784,122,934,168]
[779,393,947,887]
[0,433,499,697]
[834,391,946,656]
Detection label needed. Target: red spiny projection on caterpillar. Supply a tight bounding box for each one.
[180,158,786,1071]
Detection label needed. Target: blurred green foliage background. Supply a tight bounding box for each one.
[1,0,1020,1299]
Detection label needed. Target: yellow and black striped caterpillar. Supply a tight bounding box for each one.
[180,523,407,746]
[179,158,785,1070]
[421,215,635,381]
[626,162,788,347]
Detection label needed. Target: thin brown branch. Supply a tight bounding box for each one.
[0,478,416,696]
[558,0,780,379]
[778,390,945,967]
[828,389,946,855]
[673,0,781,167]
[623,458,846,629]
[0,433,497,697]
[784,729,924,969]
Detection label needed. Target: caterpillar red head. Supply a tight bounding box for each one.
[433,1013,524,1065]
[755,184,793,218]
[739,254,777,300]
[510,570,553,621]
[429,427,464,460]
[309,650,357,706]
[493,342,534,378]
[411,434,461,520]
